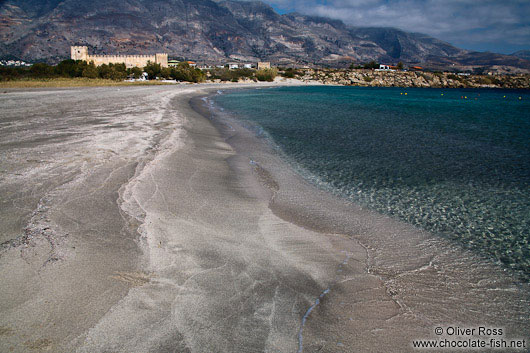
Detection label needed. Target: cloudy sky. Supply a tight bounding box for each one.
[257,0,529,54]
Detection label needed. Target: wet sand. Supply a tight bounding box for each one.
[198,91,530,352]
[0,83,528,352]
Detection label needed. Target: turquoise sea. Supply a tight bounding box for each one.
[213,86,530,279]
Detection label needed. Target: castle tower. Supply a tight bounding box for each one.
[155,53,168,68]
[71,46,88,61]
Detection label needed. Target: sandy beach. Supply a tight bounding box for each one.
[0,83,528,352]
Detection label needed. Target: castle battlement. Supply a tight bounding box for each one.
[70,46,168,68]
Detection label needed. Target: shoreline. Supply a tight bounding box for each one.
[199,86,529,281]
[76,83,370,352]
[0,83,528,352]
[193,86,530,349]
[3,73,530,90]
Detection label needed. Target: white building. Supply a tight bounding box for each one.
[375,64,396,72]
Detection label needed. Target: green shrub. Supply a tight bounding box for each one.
[30,63,55,77]
[160,67,172,79]
[1,60,124,82]
[208,68,253,82]
[168,63,205,83]
[143,61,161,80]
[363,61,379,70]
[256,68,277,82]
[98,63,126,81]
[233,68,254,78]
[282,68,298,78]
[82,62,98,78]
[0,66,26,80]
[55,59,83,77]
[128,66,143,79]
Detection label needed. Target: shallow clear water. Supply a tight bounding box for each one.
[213,86,530,279]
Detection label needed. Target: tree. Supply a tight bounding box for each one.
[82,61,98,78]
[282,68,296,78]
[144,61,162,80]
[30,63,54,77]
[55,59,85,77]
[160,67,172,79]
[397,61,404,70]
[0,66,24,80]
[108,63,127,81]
[98,64,111,79]
[169,62,206,83]
[363,61,379,70]
[129,66,143,79]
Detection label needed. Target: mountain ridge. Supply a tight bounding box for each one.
[511,50,530,61]
[1,0,529,71]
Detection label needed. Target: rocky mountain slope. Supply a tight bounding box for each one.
[1,0,529,70]
[511,50,530,61]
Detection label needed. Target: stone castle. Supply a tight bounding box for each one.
[71,46,168,68]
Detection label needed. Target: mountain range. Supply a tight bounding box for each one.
[511,50,530,61]
[1,0,529,71]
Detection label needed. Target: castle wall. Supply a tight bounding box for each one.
[70,47,168,68]
[87,54,158,68]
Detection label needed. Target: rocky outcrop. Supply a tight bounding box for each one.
[297,69,530,89]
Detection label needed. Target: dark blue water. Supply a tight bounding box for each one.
[213,86,530,278]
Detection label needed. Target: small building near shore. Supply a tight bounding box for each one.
[376,64,398,71]
[257,62,271,70]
